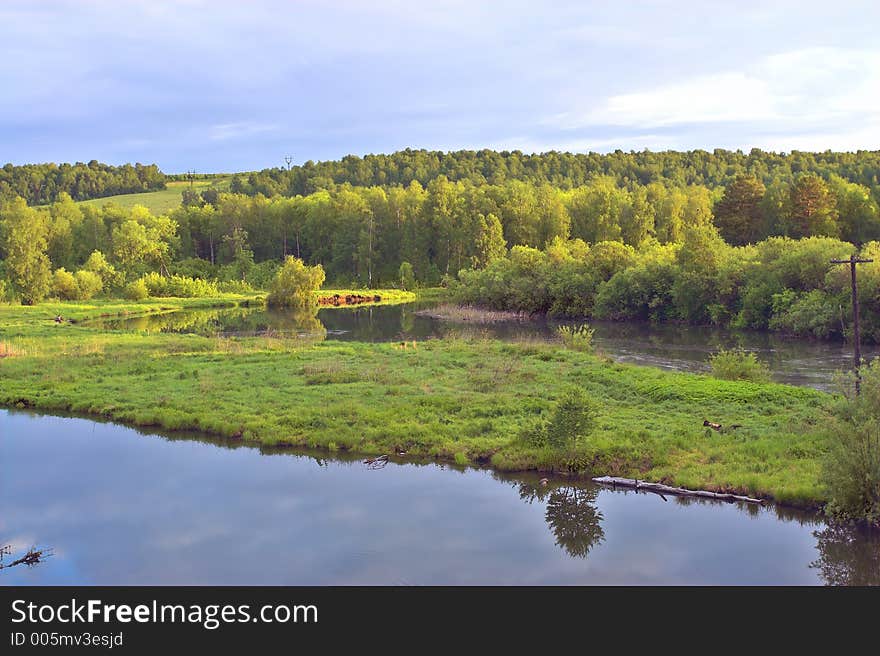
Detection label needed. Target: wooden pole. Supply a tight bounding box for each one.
[831,255,873,394]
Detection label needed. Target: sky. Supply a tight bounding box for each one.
[2,0,880,172]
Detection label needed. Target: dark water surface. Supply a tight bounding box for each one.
[3,410,878,585]
[91,302,878,391]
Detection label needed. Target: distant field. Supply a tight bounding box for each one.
[75,177,231,214]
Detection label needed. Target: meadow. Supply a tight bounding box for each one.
[0,294,833,508]
[75,178,231,214]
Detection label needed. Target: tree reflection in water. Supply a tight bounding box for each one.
[514,478,605,558]
[810,523,880,586]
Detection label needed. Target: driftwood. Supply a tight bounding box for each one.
[592,476,764,505]
[363,454,389,469]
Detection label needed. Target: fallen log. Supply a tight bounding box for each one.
[363,454,389,469]
[592,476,764,505]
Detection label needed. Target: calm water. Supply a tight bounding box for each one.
[2,410,878,585]
[91,302,878,391]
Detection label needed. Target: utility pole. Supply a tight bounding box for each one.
[284,156,292,171]
[831,254,874,394]
[187,169,196,188]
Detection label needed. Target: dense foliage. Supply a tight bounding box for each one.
[824,362,880,524]
[2,149,880,330]
[267,257,326,307]
[453,234,880,342]
[230,148,880,197]
[1,161,165,205]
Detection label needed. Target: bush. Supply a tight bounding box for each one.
[823,420,880,525]
[708,348,771,383]
[124,279,149,300]
[139,272,218,297]
[546,388,599,450]
[170,257,216,280]
[83,250,122,291]
[52,268,80,300]
[556,324,594,352]
[769,289,842,339]
[267,257,326,307]
[519,387,598,452]
[217,279,254,294]
[74,270,103,300]
[823,362,880,524]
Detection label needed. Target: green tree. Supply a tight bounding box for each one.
[713,175,766,245]
[83,250,122,291]
[52,268,79,299]
[472,213,506,268]
[2,197,52,304]
[398,261,416,290]
[785,175,840,238]
[267,256,326,307]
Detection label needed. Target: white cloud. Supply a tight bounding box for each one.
[558,47,880,132]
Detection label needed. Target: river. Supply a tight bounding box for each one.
[2,410,878,585]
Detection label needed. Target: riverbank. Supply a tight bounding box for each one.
[0,295,833,509]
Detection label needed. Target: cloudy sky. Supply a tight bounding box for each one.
[2,0,879,172]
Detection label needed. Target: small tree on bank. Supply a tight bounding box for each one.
[398,261,415,290]
[267,256,325,307]
[2,198,52,304]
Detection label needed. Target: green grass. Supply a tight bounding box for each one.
[75,178,231,214]
[0,296,835,508]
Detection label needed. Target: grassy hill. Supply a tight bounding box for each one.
[75,177,231,214]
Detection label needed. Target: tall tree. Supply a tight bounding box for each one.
[713,175,766,245]
[785,174,840,238]
[2,197,52,304]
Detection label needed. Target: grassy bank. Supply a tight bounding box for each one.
[0,295,833,508]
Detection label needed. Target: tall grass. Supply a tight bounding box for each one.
[708,348,771,383]
[556,324,595,353]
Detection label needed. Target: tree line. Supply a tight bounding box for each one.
[0,161,165,205]
[229,148,880,197]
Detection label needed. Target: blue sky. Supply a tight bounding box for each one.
[2,0,879,172]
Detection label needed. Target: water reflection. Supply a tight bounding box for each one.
[84,303,877,391]
[811,524,880,586]
[4,409,878,585]
[513,478,605,558]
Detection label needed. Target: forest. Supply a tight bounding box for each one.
[0,161,165,205]
[2,149,880,341]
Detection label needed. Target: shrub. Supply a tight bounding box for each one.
[769,289,842,339]
[823,420,880,525]
[83,250,122,291]
[170,257,216,280]
[217,279,254,294]
[545,387,599,451]
[823,362,880,524]
[139,272,218,297]
[518,387,598,453]
[74,270,103,300]
[52,268,80,300]
[556,324,594,352]
[708,348,771,383]
[267,257,326,307]
[124,279,149,300]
